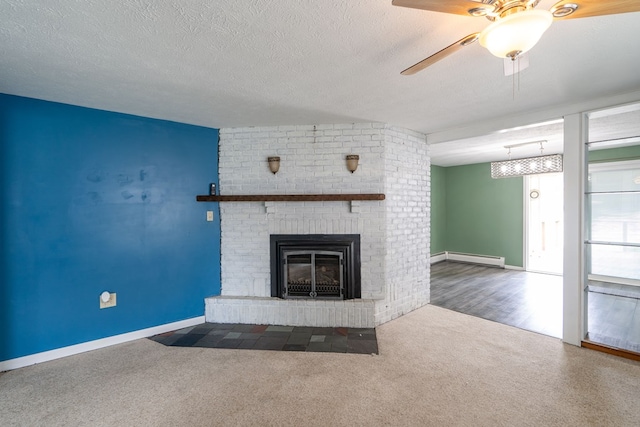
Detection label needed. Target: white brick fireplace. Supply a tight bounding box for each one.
[205,123,430,327]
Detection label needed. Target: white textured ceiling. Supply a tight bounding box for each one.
[2,1,640,165]
[431,105,640,166]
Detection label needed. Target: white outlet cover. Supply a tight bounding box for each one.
[100,291,110,303]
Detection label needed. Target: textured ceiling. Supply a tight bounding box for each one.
[430,106,640,166]
[2,1,640,165]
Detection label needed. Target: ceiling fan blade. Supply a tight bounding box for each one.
[551,0,640,20]
[392,0,490,17]
[400,33,479,75]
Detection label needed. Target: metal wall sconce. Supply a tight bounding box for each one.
[268,156,280,174]
[346,155,359,173]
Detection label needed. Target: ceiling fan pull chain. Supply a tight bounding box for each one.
[517,56,521,92]
[512,62,515,100]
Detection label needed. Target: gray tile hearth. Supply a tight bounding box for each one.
[150,323,378,354]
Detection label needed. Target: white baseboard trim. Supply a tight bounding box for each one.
[445,251,505,268]
[0,316,205,372]
[505,265,525,271]
[588,274,640,287]
[430,253,446,264]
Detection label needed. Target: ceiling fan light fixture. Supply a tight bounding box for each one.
[468,6,492,17]
[551,3,578,18]
[479,9,553,59]
[461,33,480,46]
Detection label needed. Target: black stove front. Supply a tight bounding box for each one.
[270,234,361,300]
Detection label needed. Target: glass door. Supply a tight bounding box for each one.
[283,251,343,299]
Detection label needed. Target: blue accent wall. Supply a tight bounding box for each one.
[1,94,221,361]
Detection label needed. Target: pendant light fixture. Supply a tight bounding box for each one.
[491,140,563,179]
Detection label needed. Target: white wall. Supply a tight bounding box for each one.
[376,126,431,324]
[218,123,386,300]
[206,123,430,327]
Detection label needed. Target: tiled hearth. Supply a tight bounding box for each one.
[150,323,378,354]
[207,123,430,328]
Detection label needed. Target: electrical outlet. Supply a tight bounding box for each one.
[100,292,117,309]
[206,211,214,221]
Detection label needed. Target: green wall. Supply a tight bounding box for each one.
[430,163,524,267]
[430,165,447,255]
[589,145,640,163]
[429,146,640,267]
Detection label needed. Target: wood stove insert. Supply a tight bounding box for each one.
[270,234,361,300]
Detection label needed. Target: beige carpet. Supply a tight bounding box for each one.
[2,305,640,426]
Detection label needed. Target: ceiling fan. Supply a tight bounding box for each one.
[393,0,640,75]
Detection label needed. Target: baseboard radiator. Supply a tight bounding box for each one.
[431,251,505,268]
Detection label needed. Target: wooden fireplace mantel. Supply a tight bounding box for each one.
[196,194,385,202]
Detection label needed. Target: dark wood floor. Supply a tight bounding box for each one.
[587,281,640,352]
[431,261,640,353]
[430,261,563,338]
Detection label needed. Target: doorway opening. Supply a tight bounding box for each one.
[526,172,563,274]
